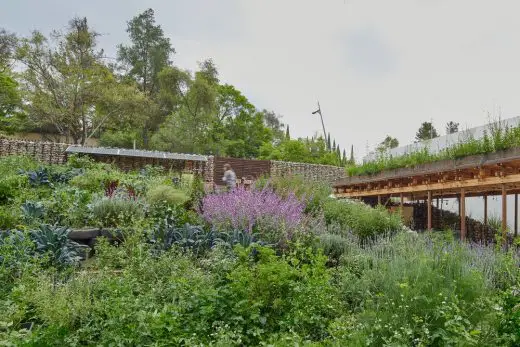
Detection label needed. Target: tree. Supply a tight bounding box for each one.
[259,109,284,143]
[151,63,218,154]
[376,135,399,152]
[0,69,22,133]
[342,149,347,165]
[415,122,439,142]
[117,8,174,97]
[285,125,290,140]
[17,18,145,145]
[0,28,17,70]
[349,145,355,165]
[446,121,459,134]
[327,133,331,151]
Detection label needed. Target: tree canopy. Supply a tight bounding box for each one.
[0,9,348,166]
[415,122,439,142]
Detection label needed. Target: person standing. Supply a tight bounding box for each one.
[222,163,236,191]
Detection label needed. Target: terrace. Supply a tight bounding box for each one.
[334,139,520,241]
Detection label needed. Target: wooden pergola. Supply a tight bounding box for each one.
[333,148,520,240]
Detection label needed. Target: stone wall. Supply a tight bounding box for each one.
[0,139,69,164]
[0,139,347,186]
[270,160,347,184]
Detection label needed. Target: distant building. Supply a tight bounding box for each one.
[363,116,520,163]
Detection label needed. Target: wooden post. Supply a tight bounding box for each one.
[515,194,518,237]
[502,185,507,242]
[460,188,466,241]
[377,195,381,206]
[427,190,432,231]
[483,195,488,226]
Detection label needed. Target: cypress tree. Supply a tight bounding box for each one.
[349,145,354,164]
[285,125,290,140]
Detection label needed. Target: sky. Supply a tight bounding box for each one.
[2,0,520,161]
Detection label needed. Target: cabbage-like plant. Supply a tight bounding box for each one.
[30,225,86,267]
[22,168,51,187]
[21,201,45,222]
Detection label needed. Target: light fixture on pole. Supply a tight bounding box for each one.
[311,101,327,145]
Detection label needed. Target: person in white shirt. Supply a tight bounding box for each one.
[222,163,236,191]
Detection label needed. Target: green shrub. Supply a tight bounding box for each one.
[323,199,403,239]
[0,175,27,204]
[146,184,188,206]
[43,186,92,227]
[256,175,332,214]
[69,168,119,193]
[329,233,519,346]
[0,206,20,229]
[90,196,145,228]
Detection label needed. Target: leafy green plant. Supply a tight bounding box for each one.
[20,200,45,223]
[90,195,145,228]
[30,225,86,267]
[23,167,51,187]
[0,175,27,203]
[323,199,403,239]
[256,174,332,214]
[146,184,188,206]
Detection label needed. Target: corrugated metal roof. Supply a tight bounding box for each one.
[65,146,208,162]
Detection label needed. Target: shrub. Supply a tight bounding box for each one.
[146,184,188,206]
[330,233,519,346]
[69,167,119,193]
[256,175,332,214]
[0,175,27,203]
[90,195,145,228]
[0,206,20,229]
[201,187,304,242]
[323,199,403,239]
[43,186,92,227]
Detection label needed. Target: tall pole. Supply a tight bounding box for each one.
[312,101,327,142]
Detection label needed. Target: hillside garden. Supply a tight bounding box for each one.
[0,154,519,345]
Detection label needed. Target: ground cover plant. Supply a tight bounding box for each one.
[349,121,520,176]
[0,155,519,346]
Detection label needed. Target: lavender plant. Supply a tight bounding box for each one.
[201,187,304,241]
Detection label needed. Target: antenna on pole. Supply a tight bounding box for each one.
[312,101,328,146]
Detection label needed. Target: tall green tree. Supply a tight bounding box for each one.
[377,135,399,152]
[285,125,290,140]
[17,18,145,144]
[349,145,355,165]
[415,122,439,142]
[117,8,174,97]
[117,9,175,146]
[0,28,17,70]
[446,121,459,134]
[151,62,218,154]
[0,69,21,133]
[259,109,284,143]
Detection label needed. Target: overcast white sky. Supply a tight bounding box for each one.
[2,0,520,160]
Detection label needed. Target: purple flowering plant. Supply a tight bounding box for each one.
[201,187,305,238]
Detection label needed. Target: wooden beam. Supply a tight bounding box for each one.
[427,190,432,231]
[377,195,381,205]
[335,173,520,198]
[502,185,507,242]
[483,195,488,226]
[460,188,466,241]
[515,194,518,237]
